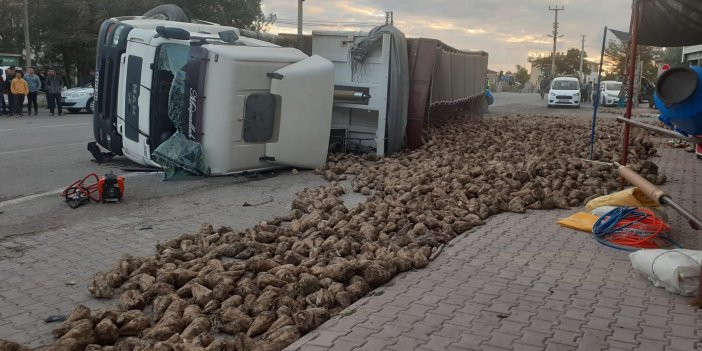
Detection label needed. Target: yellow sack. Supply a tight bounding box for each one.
[558,212,600,233]
[584,187,658,212]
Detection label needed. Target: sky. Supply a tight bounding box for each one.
[261,0,633,73]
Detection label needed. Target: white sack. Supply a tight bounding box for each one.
[629,249,702,296]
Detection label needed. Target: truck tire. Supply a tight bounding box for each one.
[143,4,189,22]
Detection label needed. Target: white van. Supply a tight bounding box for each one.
[547,77,581,108]
[599,80,622,107]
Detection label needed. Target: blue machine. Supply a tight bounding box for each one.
[654,66,702,136]
[485,89,494,105]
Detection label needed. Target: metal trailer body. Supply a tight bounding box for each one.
[312,31,392,156]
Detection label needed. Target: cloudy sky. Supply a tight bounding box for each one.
[262,0,633,72]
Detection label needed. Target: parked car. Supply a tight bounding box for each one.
[547,77,581,108]
[599,81,622,107]
[61,83,94,113]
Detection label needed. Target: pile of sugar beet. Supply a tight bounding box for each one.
[35,115,663,351]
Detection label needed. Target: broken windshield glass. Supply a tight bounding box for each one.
[152,44,209,179]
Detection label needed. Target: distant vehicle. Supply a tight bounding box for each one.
[599,81,622,107]
[62,83,94,113]
[547,77,581,108]
[0,66,10,81]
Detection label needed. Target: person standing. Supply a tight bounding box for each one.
[4,68,15,114]
[25,67,41,115]
[11,71,29,117]
[38,69,47,92]
[45,69,64,116]
[0,75,6,116]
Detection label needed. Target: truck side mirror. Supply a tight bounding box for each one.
[156,26,191,40]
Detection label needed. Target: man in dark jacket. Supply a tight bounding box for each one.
[45,69,65,116]
[4,68,15,114]
[0,75,6,115]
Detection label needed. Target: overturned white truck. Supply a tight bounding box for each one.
[91,6,489,176]
[92,7,334,176]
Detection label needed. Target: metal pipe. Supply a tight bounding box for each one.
[334,90,371,101]
[621,0,641,172]
[589,26,608,160]
[616,117,702,144]
[614,161,702,230]
[660,196,702,230]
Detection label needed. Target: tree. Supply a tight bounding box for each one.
[604,38,664,81]
[514,64,530,85]
[659,47,683,66]
[530,48,591,76]
[0,0,275,83]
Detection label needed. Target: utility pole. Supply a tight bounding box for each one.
[548,5,564,77]
[297,0,304,48]
[23,0,31,67]
[579,34,586,80]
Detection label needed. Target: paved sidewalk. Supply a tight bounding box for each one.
[285,146,702,351]
[0,172,326,347]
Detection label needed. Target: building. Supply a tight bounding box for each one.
[582,58,600,84]
[682,45,702,66]
[486,69,498,88]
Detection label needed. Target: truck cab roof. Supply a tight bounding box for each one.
[116,18,278,48]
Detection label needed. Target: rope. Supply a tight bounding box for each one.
[61,173,100,208]
[592,207,680,251]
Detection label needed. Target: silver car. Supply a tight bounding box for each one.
[61,83,95,113]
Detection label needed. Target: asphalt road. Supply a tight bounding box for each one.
[0,112,101,202]
[0,93,630,240]
[489,91,596,115]
[0,109,288,239]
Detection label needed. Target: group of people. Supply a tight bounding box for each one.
[0,67,66,117]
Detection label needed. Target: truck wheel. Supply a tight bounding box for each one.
[143,4,189,22]
[86,98,94,114]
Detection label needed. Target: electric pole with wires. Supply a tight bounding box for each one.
[548,5,564,77]
[23,0,31,67]
[579,34,586,81]
[297,0,305,48]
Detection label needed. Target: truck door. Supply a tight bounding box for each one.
[265,55,334,169]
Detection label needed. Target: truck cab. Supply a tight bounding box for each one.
[94,17,334,175]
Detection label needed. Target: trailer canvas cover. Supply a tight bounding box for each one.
[638,0,702,46]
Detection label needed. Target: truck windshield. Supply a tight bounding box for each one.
[552,80,579,90]
[150,43,189,148]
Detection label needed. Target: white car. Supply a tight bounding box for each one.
[547,77,581,108]
[61,83,95,113]
[599,80,622,107]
